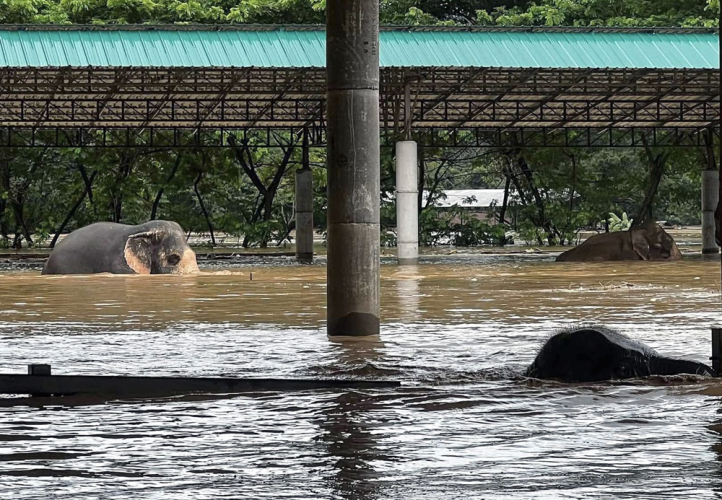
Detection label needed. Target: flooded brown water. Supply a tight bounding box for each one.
[2,255,722,498]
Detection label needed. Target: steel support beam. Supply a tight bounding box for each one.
[0,126,715,149]
[326,0,381,337]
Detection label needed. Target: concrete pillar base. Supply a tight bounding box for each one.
[296,253,314,264]
[327,222,380,337]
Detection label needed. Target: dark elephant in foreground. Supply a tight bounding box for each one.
[526,326,713,382]
[556,222,682,262]
[42,221,199,275]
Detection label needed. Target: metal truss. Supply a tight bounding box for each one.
[1,67,714,98]
[400,127,718,148]
[0,126,712,149]
[0,127,327,149]
[0,68,717,126]
[1,96,714,129]
[0,66,717,147]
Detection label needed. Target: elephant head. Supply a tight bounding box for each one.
[630,221,682,261]
[124,222,199,275]
[526,326,713,382]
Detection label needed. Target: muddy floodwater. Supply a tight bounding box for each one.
[2,255,722,499]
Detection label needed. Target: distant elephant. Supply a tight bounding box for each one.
[42,221,199,275]
[556,221,682,262]
[526,326,713,382]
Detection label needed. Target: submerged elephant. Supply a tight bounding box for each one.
[556,221,682,262]
[526,326,713,382]
[42,220,199,275]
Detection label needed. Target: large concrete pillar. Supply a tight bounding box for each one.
[703,170,720,254]
[295,167,314,264]
[326,0,381,337]
[396,141,418,264]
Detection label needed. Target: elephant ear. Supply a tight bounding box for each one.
[124,231,154,274]
[630,228,650,261]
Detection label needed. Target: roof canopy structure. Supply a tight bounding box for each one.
[0,25,718,148]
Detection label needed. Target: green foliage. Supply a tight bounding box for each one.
[476,0,718,27]
[448,215,509,246]
[416,206,510,247]
[4,0,714,26]
[608,212,632,231]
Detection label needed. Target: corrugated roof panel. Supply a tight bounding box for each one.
[0,28,716,69]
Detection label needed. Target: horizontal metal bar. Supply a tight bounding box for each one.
[0,98,715,128]
[0,126,713,148]
[0,373,400,397]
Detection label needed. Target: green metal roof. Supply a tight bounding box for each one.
[0,26,717,70]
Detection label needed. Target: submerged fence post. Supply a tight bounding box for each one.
[326,0,381,336]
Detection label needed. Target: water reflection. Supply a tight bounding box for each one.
[317,390,385,500]
[391,266,422,322]
[317,338,389,500]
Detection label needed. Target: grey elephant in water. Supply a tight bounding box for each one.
[42,220,199,275]
[556,221,682,262]
[526,326,713,382]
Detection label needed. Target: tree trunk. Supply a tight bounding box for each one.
[504,154,542,246]
[561,152,578,246]
[77,162,95,205]
[499,174,511,225]
[193,171,216,247]
[260,195,274,248]
[0,162,9,241]
[230,136,294,248]
[1,162,32,248]
[151,153,182,220]
[51,171,97,248]
[111,152,136,223]
[0,197,7,241]
[633,140,668,227]
[11,193,32,248]
[514,151,556,245]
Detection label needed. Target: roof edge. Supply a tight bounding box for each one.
[0,24,716,34]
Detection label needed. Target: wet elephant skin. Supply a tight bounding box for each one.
[556,222,682,262]
[526,326,714,383]
[42,220,199,275]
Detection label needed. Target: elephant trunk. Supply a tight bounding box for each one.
[649,356,714,377]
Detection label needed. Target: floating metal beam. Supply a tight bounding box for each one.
[0,366,400,398]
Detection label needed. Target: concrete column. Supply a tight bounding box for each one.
[295,167,314,264]
[326,0,381,337]
[396,141,418,264]
[703,169,720,254]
